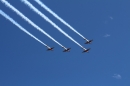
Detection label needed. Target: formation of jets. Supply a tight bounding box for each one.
[62,40,93,53]
[47,39,93,53]
[0,0,93,53]
[47,46,72,52]
[47,40,93,53]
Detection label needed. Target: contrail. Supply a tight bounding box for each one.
[21,0,86,50]
[34,0,89,41]
[0,10,50,48]
[1,0,66,49]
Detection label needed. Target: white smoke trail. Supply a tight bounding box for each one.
[0,10,50,48]
[1,0,65,49]
[21,0,86,50]
[34,0,89,41]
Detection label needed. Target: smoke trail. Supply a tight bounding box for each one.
[21,0,86,50]
[0,10,50,48]
[34,0,89,41]
[1,0,65,49]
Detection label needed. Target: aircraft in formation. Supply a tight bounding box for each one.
[46,46,72,52]
[0,0,93,53]
[46,40,93,53]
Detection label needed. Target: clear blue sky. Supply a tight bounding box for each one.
[0,0,130,86]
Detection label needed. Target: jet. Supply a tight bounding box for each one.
[82,48,90,53]
[47,47,54,51]
[85,39,93,44]
[62,47,71,52]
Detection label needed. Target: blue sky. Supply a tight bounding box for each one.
[0,0,130,86]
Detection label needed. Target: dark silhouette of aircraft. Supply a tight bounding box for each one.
[63,48,71,52]
[85,39,93,44]
[82,48,90,53]
[47,47,54,51]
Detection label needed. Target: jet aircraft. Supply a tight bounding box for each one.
[47,47,54,51]
[62,47,71,52]
[85,39,93,44]
[82,48,90,53]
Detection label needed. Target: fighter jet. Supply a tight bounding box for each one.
[85,39,93,44]
[47,47,54,51]
[82,48,90,53]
